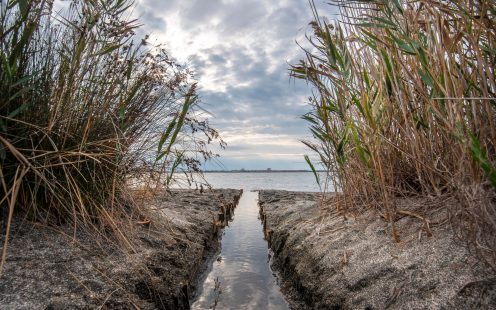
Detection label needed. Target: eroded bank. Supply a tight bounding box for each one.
[259,190,495,309]
[0,189,241,309]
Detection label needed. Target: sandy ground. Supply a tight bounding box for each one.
[259,190,496,310]
[0,189,242,309]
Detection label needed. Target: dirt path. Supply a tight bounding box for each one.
[259,190,495,309]
[0,189,242,309]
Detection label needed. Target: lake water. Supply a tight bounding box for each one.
[175,171,330,192]
[189,172,327,309]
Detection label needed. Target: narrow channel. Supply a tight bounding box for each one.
[192,191,289,309]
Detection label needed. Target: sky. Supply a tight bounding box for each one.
[133,1,339,170]
[54,0,339,170]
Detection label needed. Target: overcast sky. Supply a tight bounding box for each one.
[133,0,337,170]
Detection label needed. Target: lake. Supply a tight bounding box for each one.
[174,171,330,192]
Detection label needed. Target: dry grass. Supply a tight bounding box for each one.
[292,0,496,270]
[0,0,222,274]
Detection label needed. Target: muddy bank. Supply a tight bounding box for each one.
[259,190,495,309]
[0,189,242,309]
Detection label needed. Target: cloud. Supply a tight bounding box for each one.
[139,9,167,31]
[133,0,337,169]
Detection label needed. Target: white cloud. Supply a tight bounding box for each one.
[132,0,337,169]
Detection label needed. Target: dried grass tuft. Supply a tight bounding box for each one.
[293,0,496,270]
[0,0,222,274]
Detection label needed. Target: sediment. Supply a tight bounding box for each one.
[259,190,496,309]
[0,189,242,309]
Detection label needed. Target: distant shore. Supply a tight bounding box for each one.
[202,170,325,173]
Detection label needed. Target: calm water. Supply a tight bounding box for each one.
[175,171,330,192]
[192,191,289,310]
[189,172,327,309]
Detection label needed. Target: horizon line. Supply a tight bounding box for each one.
[202,169,326,172]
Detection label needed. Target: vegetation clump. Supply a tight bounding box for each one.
[0,0,221,273]
[293,0,495,269]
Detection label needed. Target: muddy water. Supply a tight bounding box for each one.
[191,191,289,310]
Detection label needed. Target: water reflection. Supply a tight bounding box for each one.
[192,191,289,310]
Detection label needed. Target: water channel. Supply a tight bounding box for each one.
[191,190,289,309]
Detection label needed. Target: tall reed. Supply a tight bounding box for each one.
[293,0,495,269]
[0,0,221,274]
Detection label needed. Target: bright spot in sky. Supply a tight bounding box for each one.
[132,1,336,169]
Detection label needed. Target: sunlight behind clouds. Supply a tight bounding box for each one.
[132,0,335,169]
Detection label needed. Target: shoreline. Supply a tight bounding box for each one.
[259,190,496,309]
[0,189,242,309]
[1,188,494,309]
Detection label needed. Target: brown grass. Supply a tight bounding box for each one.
[0,0,222,275]
[292,0,496,270]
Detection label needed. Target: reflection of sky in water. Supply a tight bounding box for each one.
[192,191,289,310]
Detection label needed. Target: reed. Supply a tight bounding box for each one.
[293,0,496,268]
[0,0,221,274]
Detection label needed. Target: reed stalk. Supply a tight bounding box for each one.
[0,0,222,274]
[293,0,496,269]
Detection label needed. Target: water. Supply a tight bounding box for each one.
[191,191,289,310]
[190,172,328,309]
[176,171,329,192]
